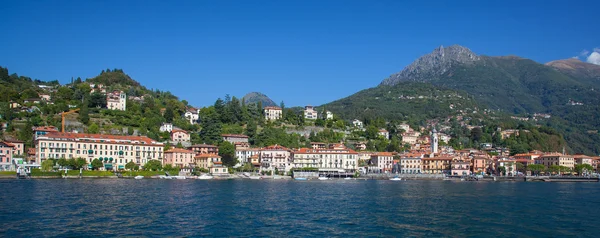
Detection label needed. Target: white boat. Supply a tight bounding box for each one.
[344,177,353,180]
[318,177,329,180]
[134,175,144,179]
[294,177,307,181]
[172,176,186,180]
[197,174,214,180]
[249,176,262,180]
[159,175,172,179]
[389,177,402,181]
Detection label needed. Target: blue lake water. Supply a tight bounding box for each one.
[0,179,598,237]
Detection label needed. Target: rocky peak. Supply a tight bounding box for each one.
[380,45,480,86]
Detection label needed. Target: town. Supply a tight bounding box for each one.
[0,80,597,181]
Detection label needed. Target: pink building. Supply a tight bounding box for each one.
[260,145,291,173]
[0,142,14,170]
[163,148,195,169]
[4,138,24,156]
[171,129,190,143]
[451,159,471,176]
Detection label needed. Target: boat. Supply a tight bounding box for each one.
[134,175,144,179]
[294,177,308,181]
[389,176,402,181]
[249,176,262,180]
[344,177,353,180]
[318,177,329,180]
[158,175,172,179]
[172,176,186,180]
[197,174,214,180]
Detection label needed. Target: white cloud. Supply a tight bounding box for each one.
[587,52,600,65]
[580,49,590,57]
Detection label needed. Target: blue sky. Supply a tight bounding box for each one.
[1,0,598,107]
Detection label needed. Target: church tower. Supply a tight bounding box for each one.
[431,128,438,154]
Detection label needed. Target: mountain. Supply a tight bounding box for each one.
[242,92,277,107]
[546,58,600,87]
[380,45,480,86]
[323,82,480,122]
[324,45,600,154]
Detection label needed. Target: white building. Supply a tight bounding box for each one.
[325,111,333,120]
[352,119,363,128]
[292,144,358,172]
[378,129,389,140]
[370,152,394,173]
[304,106,318,120]
[184,108,199,125]
[431,128,439,154]
[235,148,261,167]
[259,145,291,173]
[107,91,126,111]
[264,106,282,121]
[398,123,411,132]
[159,123,173,132]
[439,133,451,143]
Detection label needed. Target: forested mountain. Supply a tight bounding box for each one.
[242,92,277,107]
[324,45,600,154]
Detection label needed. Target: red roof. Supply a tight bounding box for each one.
[263,144,289,151]
[171,129,188,134]
[372,152,394,156]
[188,144,218,148]
[164,148,194,154]
[222,134,249,138]
[33,126,58,132]
[194,153,222,159]
[264,106,282,110]
[294,147,358,154]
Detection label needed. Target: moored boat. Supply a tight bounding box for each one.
[197,174,214,180]
[134,175,144,179]
[294,177,308,181]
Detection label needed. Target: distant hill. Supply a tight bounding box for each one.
[242,92,277,107]
[546,58,600,87]
[323,82,480,122]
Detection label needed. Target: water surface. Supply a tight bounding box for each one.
[0,179,598,237]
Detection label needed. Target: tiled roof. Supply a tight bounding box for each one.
[372,152,394,156]
[194,153,222,159]
[165,148,194,154]
[264,106,282,110]
[263,144,289,151]
[294,147,358,154]
[222,134,249,138]
[171,129,188,134]
[188,144,218,148]
[33,126,58,132]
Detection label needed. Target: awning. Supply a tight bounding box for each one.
[119,151,124,155]
[109,157,113,161]
[104,164,113,169]
[88,150,93,154]
[88,164,92,169]
[118,165,124,169]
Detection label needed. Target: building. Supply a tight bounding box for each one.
[292,145,358,172]
[260,145,291,173]
[159,123,173,132]
[353,142,367,151]
[163,148,195,170]
[107,90,126,111]
[222,134,249,149]
[535,154,575,170]
[325,111,333,120]
[421,157,452,174]
[39,94,51,101]
[264,106,283,121]
[184,108,199,125]
[235,148,261,167]
[33,126,59,140]
[378,129,389,139]
[310,142,327,150]
[400,157,421,174]
[431,129,439,154]
[304,106,318,120]
[574,155,593,166]
[398,124,410,132]
[188,144,218,155]
[0,141,14,170]
[472,156,492,174]
[451,159,471,176]
[438,133,451,143]
[496,158,517,176]
[402,135,418,145]
[352,119,363,128]
[4,138,24,156]
[171,129,190,144]
[194,153,228,175]
[35,132,164,170]
[370,152,394,173]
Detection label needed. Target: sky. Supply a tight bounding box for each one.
[1,0,599,107]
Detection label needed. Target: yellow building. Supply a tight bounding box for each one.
[535,154,575,169]
[421,157,452,174]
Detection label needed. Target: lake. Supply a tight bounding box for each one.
[0,179,598,237]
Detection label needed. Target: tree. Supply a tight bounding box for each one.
[68,158,87,170]
[57,158,68,168]
[574,164,594,175]
[143,159,162,171]
[125,161,138,171]
[164,107,174,123]
[41,159,55,171]
[88,123,100,134]
[89,92,107,108]
[219,141,237,167]
[91,159,103,170]
[18,120,34,148]
[245,120,257,145]
[527,164,545,175]
[80,99,90,125]
[498,166,506,176]
[516,162,525,173]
